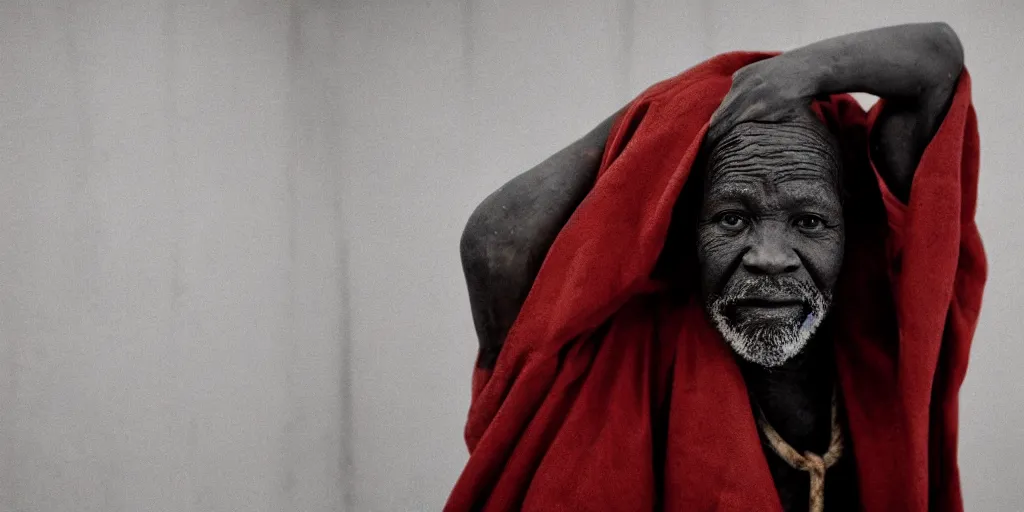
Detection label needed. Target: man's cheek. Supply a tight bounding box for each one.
[696,229,735,262]
[697,234,739,294]
[799,238,845,288]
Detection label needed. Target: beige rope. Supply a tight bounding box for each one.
[755,391,844,512]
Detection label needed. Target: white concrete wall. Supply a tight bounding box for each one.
[0,1,348,511]
[2,1,1022,511]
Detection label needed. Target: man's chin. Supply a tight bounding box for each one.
[710,312,821,368]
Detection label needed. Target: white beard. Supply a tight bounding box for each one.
[708,278,831,367]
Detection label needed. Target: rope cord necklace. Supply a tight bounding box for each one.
[754,390,844,512]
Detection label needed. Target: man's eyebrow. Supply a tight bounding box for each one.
[781,194,841,213]
[704,185,756,202]
[705,184,841,212]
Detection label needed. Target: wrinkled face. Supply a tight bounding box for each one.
[697,117,845,367]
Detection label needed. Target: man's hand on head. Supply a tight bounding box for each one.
[706,23,963,199]
[707,55,819,146]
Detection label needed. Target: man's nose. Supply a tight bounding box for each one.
[742,228,801,275]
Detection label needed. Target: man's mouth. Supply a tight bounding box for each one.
[727,298,808,321]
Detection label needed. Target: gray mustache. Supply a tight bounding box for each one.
[720,277,821,304]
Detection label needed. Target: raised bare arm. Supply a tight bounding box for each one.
[463,23,964,367]
[709,22,964,201]
[460,113,618,367]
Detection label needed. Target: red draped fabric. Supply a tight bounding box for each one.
[447,52,985,511]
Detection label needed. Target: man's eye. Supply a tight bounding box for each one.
[717,213,747,229]
[795,215,825,231]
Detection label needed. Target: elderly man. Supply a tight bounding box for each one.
[449,23,984,512]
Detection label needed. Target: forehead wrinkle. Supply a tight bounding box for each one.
[734,118,838,147]
[704,176,841,214]
[708,179,837,199]
[715,144,837,164]
[708,165,839,191]
[711,144,839,176]
[709,162,837,183]
[708,117,842,182]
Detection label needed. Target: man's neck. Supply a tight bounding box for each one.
[739,328,837,454]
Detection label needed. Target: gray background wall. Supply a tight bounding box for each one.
[1,1,1020,511]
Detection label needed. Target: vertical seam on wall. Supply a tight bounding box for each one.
[701,0,713,58]
[461,0,474,98]
[161,0,198,508]
[283,0,302,509]
[618,0,634,101]
[163,0,184,335]
[337,3,355,507]
[460,0,476,180]
[63,0,99,275]
[339,236,354,511]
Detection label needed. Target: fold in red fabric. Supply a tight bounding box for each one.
[447,52,985,511]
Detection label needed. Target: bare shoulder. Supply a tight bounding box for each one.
[460,116,613,367]
[460,179,553,368]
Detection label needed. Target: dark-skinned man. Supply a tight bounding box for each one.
[448,23,985,512]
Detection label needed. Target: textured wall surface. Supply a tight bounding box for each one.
[2,1,1022,511]
[0,1,348,511]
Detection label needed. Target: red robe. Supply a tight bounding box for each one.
[447,52,985,511]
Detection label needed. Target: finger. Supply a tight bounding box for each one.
[709,103,755,144]
[706,112,731,146]
[708,97,730,126]
[736,103,768,124]
[706,110,728,145]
